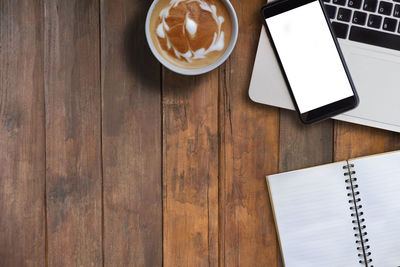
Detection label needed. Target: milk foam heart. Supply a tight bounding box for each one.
[156,0,226,62]
[149,0,232,69]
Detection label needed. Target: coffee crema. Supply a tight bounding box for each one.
[150,0,232,69]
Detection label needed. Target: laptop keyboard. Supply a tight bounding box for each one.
[324,0,400,51]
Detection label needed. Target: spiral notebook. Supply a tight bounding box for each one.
[267,151,400,267]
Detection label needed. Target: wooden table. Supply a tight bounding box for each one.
[1,0,400,266]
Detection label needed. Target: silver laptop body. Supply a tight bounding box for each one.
[249,0,400,132]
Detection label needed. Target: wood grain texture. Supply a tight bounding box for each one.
[279,110,333,172]
[101,0,162,266]
[334,121,400,161]
[0,1,46,266]
[277,110,333,267]
[44,0,103,265]
[219,1,280,266]
[163,71,219,266]
[5,1,400,266]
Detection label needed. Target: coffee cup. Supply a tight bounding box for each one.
[145,0,239,75]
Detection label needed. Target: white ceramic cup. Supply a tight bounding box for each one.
[145,0,239,76]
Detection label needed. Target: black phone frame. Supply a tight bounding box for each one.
[261,0,359,124]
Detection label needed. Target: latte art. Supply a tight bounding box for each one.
[150,0,232,69]
[156,0,225,62]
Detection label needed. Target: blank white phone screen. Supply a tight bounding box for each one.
[266,1,354,113]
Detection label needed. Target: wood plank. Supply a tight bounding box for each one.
[44,1,103,265]
[163,71,219,266]
[279,110,333,172]
[334,121,400,161]
[101,0,162,266]
[219,0,280,265]
[277,110,333,267]
[0,1,46,266]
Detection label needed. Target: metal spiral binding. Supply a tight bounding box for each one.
[343,162,373,266]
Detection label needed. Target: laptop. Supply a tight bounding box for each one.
[249,0,400,132]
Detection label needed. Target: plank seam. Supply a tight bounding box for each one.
[99,0,105,266]
[160,65,164,267]
[217,65,220,267]
[42,0,49,266]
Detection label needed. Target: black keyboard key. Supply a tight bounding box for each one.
[323,0,330,2]
[363,0,378,12]
[337,8,352,21]
[383,17,397,31]
[378,1,393,15]
[367,14,383,28]
[324,4,337,19]
[331,22,349,38]
[348,0,362,8]
[353,11,368,25]
[349,26,400,51]
[333,0,347,6]
[394,4,400,17]
[394,0,400,3]
[398,24,400,33]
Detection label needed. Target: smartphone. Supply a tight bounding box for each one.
[261,0,359,124]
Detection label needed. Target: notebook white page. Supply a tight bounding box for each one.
[351,151,400,266]
[268,162,360,267]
